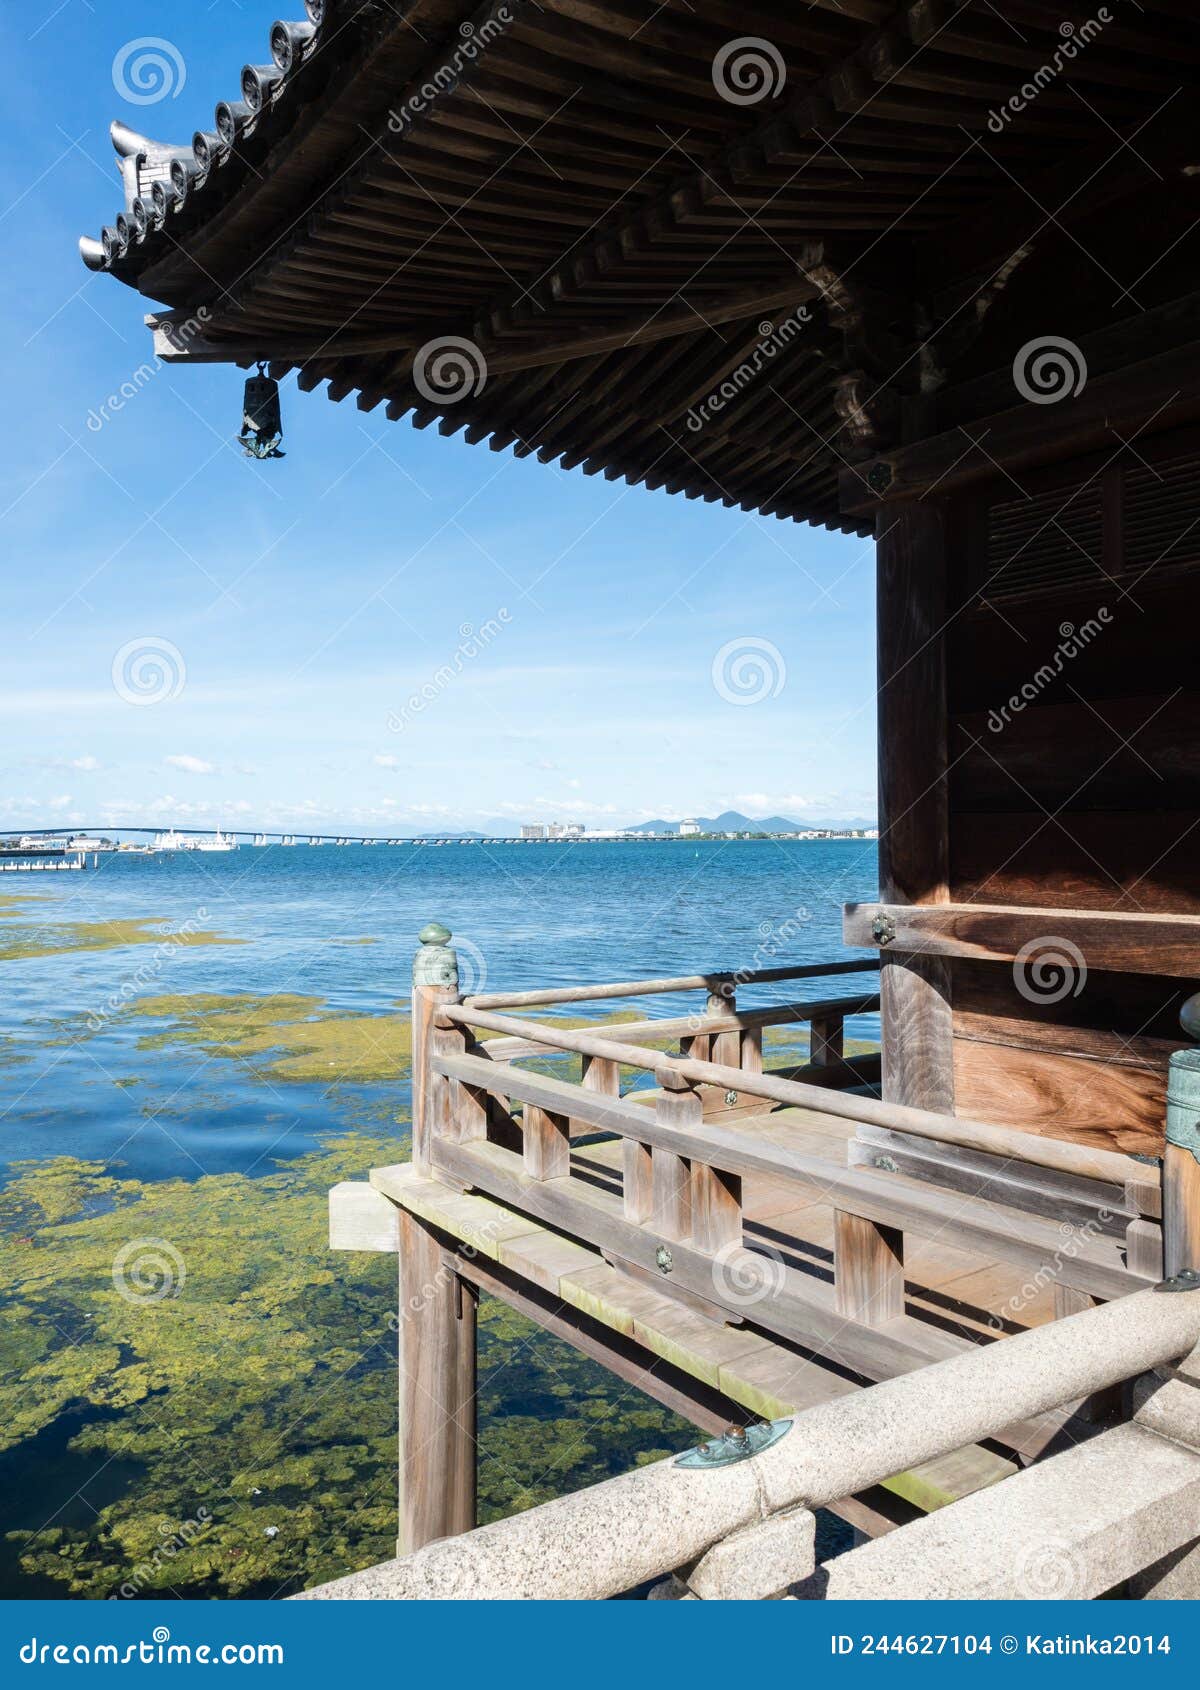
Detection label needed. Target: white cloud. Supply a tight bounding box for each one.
[164,755,215,776]
[69,755,100,772]
[372,753,401,769]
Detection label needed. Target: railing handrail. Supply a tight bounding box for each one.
[462,957,880,1010]
[476,990,880,1057]
[293,1286,1200,1602]
[440,1000,1153,1191]
[427,1049,1144,1298]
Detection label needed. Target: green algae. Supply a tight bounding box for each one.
[0,918,242,964]
[0,1133,688,1598]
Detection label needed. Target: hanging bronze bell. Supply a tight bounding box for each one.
[238,364,285,459]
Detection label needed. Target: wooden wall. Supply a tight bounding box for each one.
[942,423,1200,1155]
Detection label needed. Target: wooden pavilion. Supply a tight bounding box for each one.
[84,0,1200,1598]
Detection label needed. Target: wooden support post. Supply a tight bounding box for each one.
[575,1053,619,1137]
[623,1139,654,1223]
[810,1012,844,1068]
[1165,1051,1200,1279]
[396,1208,476,1555]
[1163,1147,1200,1278]
[834,1210,905,1325]
[412,924,462,1177]
[652,1078,701,1242]
[523,1103,570,1180]
[707,988,741,1070]
[874,499,955,1115]
[739,1025,764,1074]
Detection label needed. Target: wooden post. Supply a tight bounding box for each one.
[412,923,462,1177]
[834,1209,905,1325]
[874,498,955,1115]
[809,1012,844,1068]
[652,1077,700,1241]
[396,1207,476,1555]
[523,1103,570,1179]
[574,1053,619,1137]
[1165,1049,1200,1278]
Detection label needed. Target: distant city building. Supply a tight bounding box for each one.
[678,818,701,837]
[520,824,546,840]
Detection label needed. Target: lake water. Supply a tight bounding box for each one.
[0,839,879,1597]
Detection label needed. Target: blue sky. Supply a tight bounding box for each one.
[2,1,878,835]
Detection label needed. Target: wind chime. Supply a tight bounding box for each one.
[238,364,285,459]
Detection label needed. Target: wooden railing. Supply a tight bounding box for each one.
[410,930,1163,1395]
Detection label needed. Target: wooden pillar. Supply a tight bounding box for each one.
[1165,1051,1200,1278]
[809,1012,844,1068]
[411,923,462,1177]
[834,1209,904,1325]
[875,498,955,1115]
[396,1208,476,1555]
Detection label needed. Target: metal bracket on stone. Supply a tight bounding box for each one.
[1155,1268,1200,1295]
[674,1419,792,1469]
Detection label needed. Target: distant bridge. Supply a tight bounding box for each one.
[4,827,659,848]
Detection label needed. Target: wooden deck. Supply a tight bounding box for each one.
[368,1094,1093,1532]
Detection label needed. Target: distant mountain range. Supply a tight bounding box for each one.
[626,811,876,835]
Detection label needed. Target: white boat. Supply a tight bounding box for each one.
[192,831,237,853]
[153,829,190,851]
